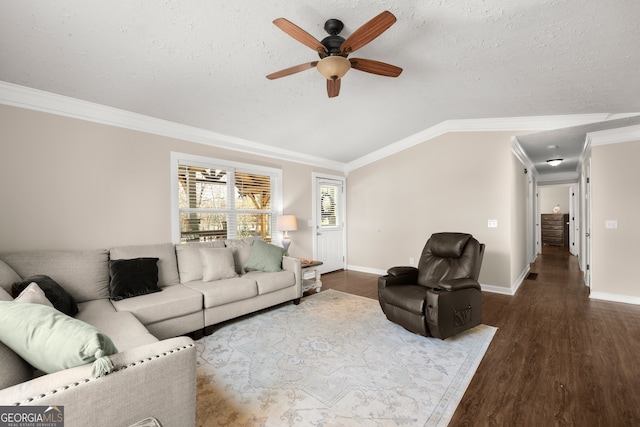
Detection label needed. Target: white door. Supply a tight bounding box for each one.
[569,184,579,256]
[584,160,592,288]
[313,176,346,273]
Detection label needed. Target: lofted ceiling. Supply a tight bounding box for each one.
[1,1,639,176]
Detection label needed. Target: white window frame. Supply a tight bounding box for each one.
[170,152,283,244]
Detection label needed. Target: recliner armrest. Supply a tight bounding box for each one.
[387,266,418,278]
[378,266,418,291]
[436,277,481,292]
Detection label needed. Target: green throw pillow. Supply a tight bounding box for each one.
[0,301,118,377]
[243,239,285,273]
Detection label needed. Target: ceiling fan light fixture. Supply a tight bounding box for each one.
[316,56,351,80]
[547,158,563,167]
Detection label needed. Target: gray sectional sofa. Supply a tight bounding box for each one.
[0,237,302,427]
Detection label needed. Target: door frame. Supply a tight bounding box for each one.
[311,172,347,269]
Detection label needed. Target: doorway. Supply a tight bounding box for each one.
[312,173,346,273]
[538,184,574,253]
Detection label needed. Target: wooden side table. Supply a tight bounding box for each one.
[300,259,323,294]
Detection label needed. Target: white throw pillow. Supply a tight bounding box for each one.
[176,241,225,283]
[13,282,54,307]
[200,247,238,282]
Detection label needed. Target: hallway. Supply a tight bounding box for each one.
[450,247,640,426]
[321,247,640,425]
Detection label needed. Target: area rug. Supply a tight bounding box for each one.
[195,289,496,426]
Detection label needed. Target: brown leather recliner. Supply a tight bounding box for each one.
[378,232,485,339]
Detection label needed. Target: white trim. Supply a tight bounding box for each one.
[0,81,345,172]
[347,265,386,276]
[480,264,530,296]
[589,292,640,306]
[3,81,638,174]
[345,114,617,172]
[312,173,347,271]
[481,284,516,296]
[587,124,640,146]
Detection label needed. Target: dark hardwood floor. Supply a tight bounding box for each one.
[317,248,640,426]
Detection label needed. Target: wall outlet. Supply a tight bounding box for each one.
[409,257,414,265]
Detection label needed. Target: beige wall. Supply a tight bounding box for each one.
[0,105,341,254]
[591,139,640,299]
[540,185,570,213]
[347,131,531,289]
[510,150,530,285]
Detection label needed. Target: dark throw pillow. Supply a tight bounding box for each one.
[12,275,78,317]
[109,257,161,301]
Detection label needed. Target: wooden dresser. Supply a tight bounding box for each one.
[541,213,569,247]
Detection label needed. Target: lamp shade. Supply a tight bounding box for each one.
[277,215,298,232]
[316,56,351,80]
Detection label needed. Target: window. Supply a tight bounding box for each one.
[320,183,339,227]
[171,153,282,244]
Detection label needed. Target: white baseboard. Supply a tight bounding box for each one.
[348,264,523,297]
[346,265,387,276]
[589,292,640,305]
[480,284,515,295]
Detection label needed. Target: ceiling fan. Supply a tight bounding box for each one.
[266,10,403,98]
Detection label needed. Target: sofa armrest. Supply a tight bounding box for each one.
[0,336,196,427]
[282,256,302,293]
[436,277,481,292]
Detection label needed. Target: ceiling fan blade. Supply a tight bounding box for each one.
[273,18,328,54]
[340,11,397,55]
[349,58,402,77]
[266,62,319,80]
[327,79,341,98]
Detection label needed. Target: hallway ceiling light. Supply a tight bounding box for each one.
[546,158,563,167]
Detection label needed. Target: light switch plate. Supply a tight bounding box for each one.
[488,219,498,228]
[605,220,618,229]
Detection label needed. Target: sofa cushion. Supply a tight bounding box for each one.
[0,341,33,389]
[0,286,14,301]
[1,250,109,303]
[0,301,118,376]
[110,284,202,325]
[0,259,21,294]
[243,270,296,295]
[201,247,238,282]
[184,277,258,308]
[225,237,262,274]
[110,243,179,287]
[12,275,78,316]
[175,241,226,283]
[13,282,54,307]
[109,257,162,301]
[243,239,285,273]
[76,300,158,352]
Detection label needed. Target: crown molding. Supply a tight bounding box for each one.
[2,81,635,174]
[345,114,615,172]
[511,135,537,178]
[587,124,640,146]
[0,81,346,172]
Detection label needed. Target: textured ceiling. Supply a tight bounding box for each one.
[1,1,639,171]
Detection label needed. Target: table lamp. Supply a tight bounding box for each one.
[277,215,298,254]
